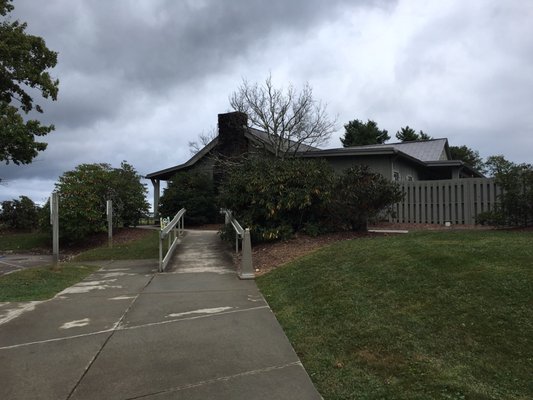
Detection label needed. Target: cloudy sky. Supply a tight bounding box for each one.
[2,0,532,208]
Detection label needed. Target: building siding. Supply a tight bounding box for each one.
[325,155,393,180]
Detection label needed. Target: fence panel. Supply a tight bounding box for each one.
[390,178,499,225]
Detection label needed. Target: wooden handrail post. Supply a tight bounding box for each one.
[51,192,59,269]
[239,228,254,280]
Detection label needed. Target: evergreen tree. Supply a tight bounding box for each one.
[341,119,390,147]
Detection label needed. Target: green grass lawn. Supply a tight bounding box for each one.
[74,230,161,261]
[0,231,50,252]
[0,264,99,302]
[0,229,163,302]
[257,230,533,400]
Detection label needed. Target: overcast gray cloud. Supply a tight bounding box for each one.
[1,0,532,207]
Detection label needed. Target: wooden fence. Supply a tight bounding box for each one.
[390,178,500,225]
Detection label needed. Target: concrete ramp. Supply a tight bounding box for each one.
[0,230,321,399]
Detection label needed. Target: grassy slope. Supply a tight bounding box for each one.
[0,231,50,252]
[257,230,533,400]
[0,264,99,302]
[74,230,160,261]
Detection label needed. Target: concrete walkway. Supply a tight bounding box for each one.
[0,253,54,276]
[0,230,321,399]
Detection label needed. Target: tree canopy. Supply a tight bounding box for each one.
[395,126,431,142]
[479,155,533,227]
[340,119,390,147]
[229,74,335,157]
[0,0,59,165]
[0,195,39,230]
[53,162,148,242]
[449,145,485,173]
[159,171,218,225]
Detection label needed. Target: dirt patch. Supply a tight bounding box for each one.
[250,231,377,276]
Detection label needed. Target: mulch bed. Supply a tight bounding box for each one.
[250,231,377,276]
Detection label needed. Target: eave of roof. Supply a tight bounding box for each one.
[145,137,218,180]
[300,147,428,168]
[301,147,484,177]
[426,160,485,177]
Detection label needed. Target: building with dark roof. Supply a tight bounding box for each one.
[146,111,483,216]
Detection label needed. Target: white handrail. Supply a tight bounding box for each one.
[159,208,186,272]
[220,208,254,280]
[220,209,243,252]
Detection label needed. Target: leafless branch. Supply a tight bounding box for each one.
[188,127,217,156]
[229,74,336,158]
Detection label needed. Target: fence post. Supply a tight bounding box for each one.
[158,230,163,272]
[50,192,59,269]
[239,228,254,280]
[107,200,113,248]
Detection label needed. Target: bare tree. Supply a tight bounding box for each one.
[188,127,217,155]
[229,74,336,157]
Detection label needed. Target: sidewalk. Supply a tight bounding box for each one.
[0,230,321,399]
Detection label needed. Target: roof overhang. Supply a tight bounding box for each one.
[145,137,218,181]
[426,160,485,177]
[300,147,428,168]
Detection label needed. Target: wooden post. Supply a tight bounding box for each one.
[152,179,160,220]
[50,192,59,268]
[107,200,113,248]
[239,228,255,280]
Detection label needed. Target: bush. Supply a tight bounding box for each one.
[485,156,533,227]
[219,157,335,241]
[51,162,149,243]
[330,166,404,231]
[0,196,39,231]
[476,210,506,226]
[219,158,404,242]
[110,162,151,227]
[159,171,219,226]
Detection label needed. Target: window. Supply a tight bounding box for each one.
[393,171,400,181]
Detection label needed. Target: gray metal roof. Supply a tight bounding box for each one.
[352,139,449,161]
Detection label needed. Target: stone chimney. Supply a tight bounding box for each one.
[216,111,248,158]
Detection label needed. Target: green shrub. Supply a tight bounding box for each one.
[50,162,149,243]
[219,157,335,241]
[219,158,404,242]
[476,210,505,226]
[330,165,404,231]
[485,156,533,227]
[159,171,219,225]
[0,196,39,231]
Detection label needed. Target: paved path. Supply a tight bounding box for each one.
[0,230,321,399]
[0,253,54,276]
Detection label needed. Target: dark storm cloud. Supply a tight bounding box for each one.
[16,0,392,88]
[4,0,531,206]
[10,0,393,132]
